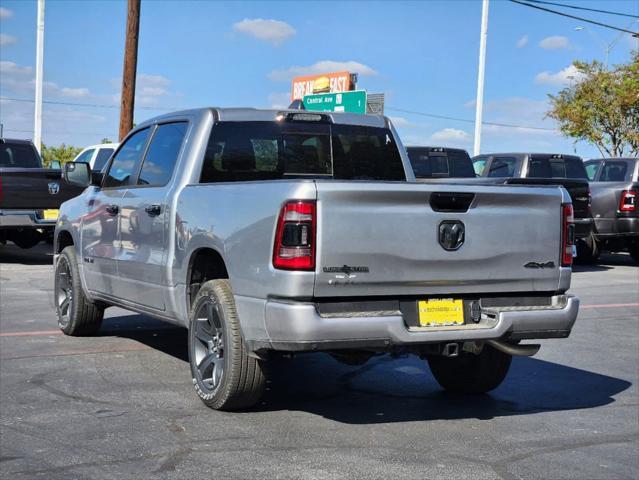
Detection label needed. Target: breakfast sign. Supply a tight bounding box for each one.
[290,71,353,101]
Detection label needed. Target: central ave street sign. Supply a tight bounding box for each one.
[303,90,367,114]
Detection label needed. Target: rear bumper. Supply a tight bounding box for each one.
[0,210,56,230]
[594,217,639,238]
[247,294,579,352]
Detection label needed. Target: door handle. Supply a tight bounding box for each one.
[145,204,162,217]
[105,204,119,216]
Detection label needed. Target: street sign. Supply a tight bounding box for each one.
[303,90,367,114]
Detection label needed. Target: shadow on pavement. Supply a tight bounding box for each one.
[0,243,54,266]
[101,314,632,424]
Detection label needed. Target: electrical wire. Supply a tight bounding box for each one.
[525,0,638,19]
[0,96,178,111]
[386,107,557,132]
[509,0,639,35]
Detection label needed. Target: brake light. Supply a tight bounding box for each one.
[273,200,316,270]
[619,190,637,212]
[561,203,574,267]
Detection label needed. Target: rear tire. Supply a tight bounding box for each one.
[188,279,265,410]
[628,243,639,264]
[575,233,599,264]
[55,246,104,335]
[427,345,512,394]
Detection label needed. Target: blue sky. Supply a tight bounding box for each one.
[1,0,637,157]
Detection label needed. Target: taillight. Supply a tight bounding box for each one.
[561,203,574,267]
[619,190,637,212]
[273,200,316,270]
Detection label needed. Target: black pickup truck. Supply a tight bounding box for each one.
[583,157,638,262]
[406,146,476,179]
[472,153,594,261]
[0,138,85,248]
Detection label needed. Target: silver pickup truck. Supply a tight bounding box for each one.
[54,108,579,410]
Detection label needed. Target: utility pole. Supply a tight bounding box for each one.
[119,0,141,141]
[473,0,489,157]
[33,0,45,153]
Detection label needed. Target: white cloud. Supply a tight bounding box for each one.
[0,33,17,46]
[269,60,377,82]
[0,7,13,19]
[539,36,569,50]
[516,35,528,48]
[389,116,413,128]
[233,18,296,46]
[0,60,31,76]
[267,92,291,109]
[430,128,470,143]
[535,64,585,86]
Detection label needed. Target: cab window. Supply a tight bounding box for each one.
[103,128,151,188]
[137,122,188,186]
[584,161,601,181]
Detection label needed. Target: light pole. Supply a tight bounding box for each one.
[473,0,489,157]
[575,20,639,68]
[33,0,45,153]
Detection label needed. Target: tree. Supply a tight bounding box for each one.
[40,143,83,167]
[547,52,639,157]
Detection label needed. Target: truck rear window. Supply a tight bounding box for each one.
[200,121,405,182]
[0,143,40,168]
[407,148,475,178]
[528,156,588,180]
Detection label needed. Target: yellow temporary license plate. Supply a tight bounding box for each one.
[418,298,465,327]
[43,209,59,220]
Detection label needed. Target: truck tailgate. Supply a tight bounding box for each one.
[0,168,85,209]
[314,182,564,297]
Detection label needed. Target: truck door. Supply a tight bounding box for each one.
[115,122,188,310]
[81,128,152,296]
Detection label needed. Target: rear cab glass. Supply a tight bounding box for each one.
[407,148,475,178]
[529,155,588,180]
[0,143,41,168]
[200,121,405,183]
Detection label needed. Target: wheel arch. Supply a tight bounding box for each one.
[55,229,75,254]
[186,247,230,313]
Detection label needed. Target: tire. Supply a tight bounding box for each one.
[427,344,512,394]
[55,246,104,336]
[575,233,600,264]
[188,279,265,410]
[11,230,42,249]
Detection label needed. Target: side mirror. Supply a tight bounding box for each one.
[49,160,61,170]
[63,162,91,187]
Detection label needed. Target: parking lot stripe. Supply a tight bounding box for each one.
[580,303,639,309]
[0,329,62,337]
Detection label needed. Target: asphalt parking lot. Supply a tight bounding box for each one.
[0,243,637,480]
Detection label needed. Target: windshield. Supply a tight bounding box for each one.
[0,143,41,168]
[200,121,405,182]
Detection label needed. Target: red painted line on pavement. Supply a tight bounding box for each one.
[0,329,62,337]
[580,303,639,309]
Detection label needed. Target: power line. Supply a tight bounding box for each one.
[386,107,557,132]
[525,0,639,19]
[0,96,178,111]
[509,0,639,35]
[2,128,118,137]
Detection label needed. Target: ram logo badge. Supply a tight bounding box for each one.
[48,182,60,195]
[439,221,465,251]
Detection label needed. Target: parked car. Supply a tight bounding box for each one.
[473,153,594,261]
[54,108,579,410]
[73,143,119,171]
[583,157,638,262]
[0,138,85,248]
[406,146,476,179]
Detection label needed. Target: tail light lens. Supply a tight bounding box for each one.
[561,203,574,267]
[273,200,316,270]
[619,190,637,212]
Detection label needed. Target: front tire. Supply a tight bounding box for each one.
[575,233,600,264]
[188,279,265,410]
[55,246,104,335]
[427,345,512,394]
[628,243,639,264]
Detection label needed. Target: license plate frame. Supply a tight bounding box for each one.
[43,209,59,221]
[417,298,465,327]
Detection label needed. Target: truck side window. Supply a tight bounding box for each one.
[600,161,628,182]
[584,161,601,181]
[103,128,151,188]
[137,122,188,186]
[487,157,517,177]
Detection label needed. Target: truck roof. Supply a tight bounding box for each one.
[137,107,389,130]
[0,138,35,145]
[473,152,583,160]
